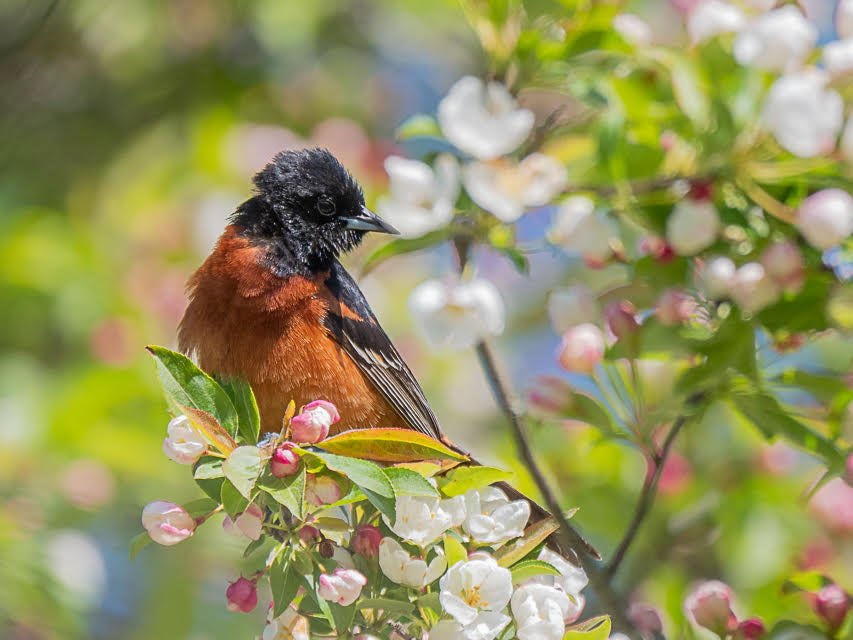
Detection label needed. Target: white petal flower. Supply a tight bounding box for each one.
[824,39,853,77]
[377,155,460,238]
[534,547,589,597]
[688,1,746,44]
[439,555,513,625]
[409,278,505,350]
[511,583,572,640]
[464,154,567,223]
[839,0,853,39]
[317,568,366,606]
[378,538,446,588]
[383,494,466,547]
[761,70,843,159]
[429,612,512,640]
[461,486,530,545]
[698,256,737,299]
[548,196,617,264]
[141,501,195,546]
[729,262,780,313]
[733,6,817,72]
[438,76,535,160]
[797,189,853,249]
[263,606,310,640]
[162,415,206,465]
[666,199,721,255]
[547,285,600,334]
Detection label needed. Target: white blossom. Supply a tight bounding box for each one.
[666,199,721,256]
[558,323,605,374]
[317,568,366,606]
[733,6,817,72]
[688,1,746,44]
[797,189,853,250]
[698,256,737,299]
[824,39,853,77]
[439,555,513,625]
[511,583,572,640]
[378,538,446,588]
[464,154,567,223]
[429,612,512,640]
[729,262,780,314]
[461,486,530,545]
[438,76,534,160]
[263,607,310,640]
[383,494,465,547]
[409,278,505,350]
[533,547,589,597]
[377,155,460,238]
[548,196,617,264]
[162,415,206,465]
[547,285,600,334]
[141,501,195,546]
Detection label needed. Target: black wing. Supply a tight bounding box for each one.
[322,261,443,440]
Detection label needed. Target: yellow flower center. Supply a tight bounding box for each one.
[462,585,487,608]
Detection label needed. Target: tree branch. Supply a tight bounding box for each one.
[605,414,689,578]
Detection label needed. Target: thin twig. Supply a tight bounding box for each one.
[568,175,686,197]
[605,414,689,578]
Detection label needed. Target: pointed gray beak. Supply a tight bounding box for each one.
[343,205,399,235]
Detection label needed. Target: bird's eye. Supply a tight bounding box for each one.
[317,198,336,217]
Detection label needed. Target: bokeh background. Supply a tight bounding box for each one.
[0,1,849,639]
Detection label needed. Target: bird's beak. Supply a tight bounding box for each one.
[343,206,400,235]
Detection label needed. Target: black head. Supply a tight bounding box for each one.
[232,148,397,275]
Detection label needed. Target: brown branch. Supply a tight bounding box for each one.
[605,414,689,578]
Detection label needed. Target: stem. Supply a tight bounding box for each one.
[568,175,686,197]
[606,414,689,578]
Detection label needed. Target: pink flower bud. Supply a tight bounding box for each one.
[730,263,780,314]
[305,475,342,506]
[685,580,738,636]
[639,236,675,262]
[352,525,383,558]
[797,189,853,250]
[605,301,639,341]
[666,199,721,255]
[813,583,850,631]
[298,525,320,544]
[845,453,853,487]
[656,288,696,326]
[141,501,195,546]
[317,568,367,606]
[735,617,766,640]
[761,241,805,294]
[290,400,339,443]
[557,323,605,373]
[223,503,264,541]
[689,180,714,202]
[628,603,663,635]
[226,577,258,613]
[528,375,574,414]
[270,442,300,477]
[162,415,207,465]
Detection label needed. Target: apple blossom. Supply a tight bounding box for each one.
[408,277,505,349]
[461,486,530,545]
[222,503,264,541]
[162,415,206,465]
[290,400,338,443]
[699,256,737,299]
[298,525,320,544]
[666,199,721,255]
[332,544,356,569]
[685,580,738,636]
[604,301,639,340]
[760,241,804,294]
[687,1,745,45]
[383,493,465,546]
[813,583,850,631]
[628,603,664,636]
[317,568,366,606]
[839,0,853,39]
[141,501,195,546]
[547,285,600,334]
[548,196,617,265]
[824,38,853,77]
[270,443,300,478]
[735,617,766,640]
[797,189,853,250]
[378,538,447,588]
[439,555,513,625]
[558,324,605,373]
[377,154,460,238]
[305,474,342,506]
[429,612,512,640]
[352,524,383,558]
[761,71,843,159]
[263,606,310,640]
[730,263,780,314]
[534,547,589,598]
[656,288,697,326]
[226,577,258,613]
[438,76,534,160]
[733,6,817,72]
[613,13,653,46]
[511,583,572,640]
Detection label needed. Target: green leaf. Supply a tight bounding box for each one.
[193,455,225,502]
[220,479,249,518]
[361,230,452,276]
[384,467,439,498]
[439,465,513,497]
[271,553,302,618]
[510,559,562,585]
[310,451,396,521]
[495,516,561,567]
[395,113,441,140]
[222,446,263,499]
[564,616,611,640]
[193,459,224,480]
[359,598,416,615]
[182,497,218,519]
[219,377,261,445]
[258,465,306,520]
[146,345,239,440]
[766,621,824,640]
[129,532,151,559]
[318,428,467,463]
[781,571,831,595]
[329,603,358,633]
[443,533,467,568]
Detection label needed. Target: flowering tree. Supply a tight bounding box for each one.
[136,1,853,638]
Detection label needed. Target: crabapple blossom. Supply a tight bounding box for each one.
[332,545,356,569]
[685,580,738,636]
[839,0,853,39]
[613,13,653,46]
[270,443,300,478]
[461,486,530,545]
[604,301,639,340]
[464,154,566,225]
[547,285,600,334]
[438,76,534,160]
[699,256,737,299]
[439,554,513,625]
[290,400,338,443]
[656,289,697,326]
[730,263,780,313]
[557,324,605,373]
[429,612,511,640]
[226,577,258,613]
[548,196,617,265]
[377,155,460,238]
[761,71,843,159]
[797,189,853,250]
[408,277,505,349]
[824,39,853,77]
[142,501,195,546]
[628,603,664,636]
[534,547,589,598]
[378,538,447,588]
[305,474,342,506]
[511,583,572,640]
[760,241,804,293]
[298,525,320,544]
[666,199,721,255]
[222,503,264,541]
[813,584,850,631]
[383,493,465,546]
[687,1,745,45]
[263,607,310,640]
[735,618,766,640]
[317,568,366,606]
[733,6,817,72]
[162,415,206,465]
[352,524,383,558]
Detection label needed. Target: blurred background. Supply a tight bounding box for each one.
[0,1,849,638]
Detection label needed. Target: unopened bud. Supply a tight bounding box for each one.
[797,189,853,250]
[656,288,696,326]
[270,443,300,478]
[298,525,320,544]
[814,583,850,631]
[628,603,663,637]
[667,199,721,256]
[698,256,736,299]
[761,241,805,294]
[685,580,738,636]
[290,400,339,444]
[557,323,605,373]
[845,453,853,487]
[226,577,258,613]
[319,539,335,559]
[605,301,639,341]
[735,617,766,640]
[142,501,195,546]
[730,263,780,314]
[352,525,383,558]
